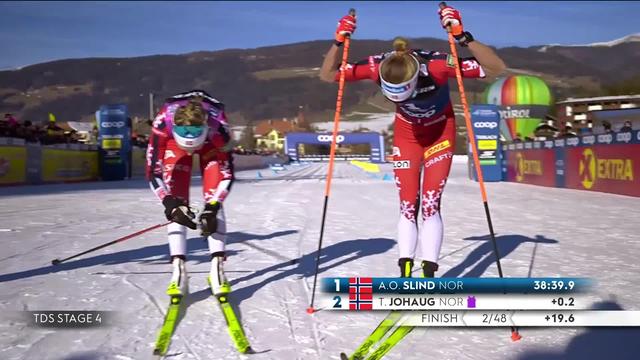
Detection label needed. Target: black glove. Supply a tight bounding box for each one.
[199,202,221,237]
[162,195,197,230]
[454,31,474,47]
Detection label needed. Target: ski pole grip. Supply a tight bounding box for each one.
[438,3,452,33]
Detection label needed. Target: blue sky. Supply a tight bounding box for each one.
[0,1,638,69]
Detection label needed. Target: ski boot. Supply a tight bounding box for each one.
[420,260,439,278]
[208,252,231,297]
[167,256,188,297]
[398,258,414,278]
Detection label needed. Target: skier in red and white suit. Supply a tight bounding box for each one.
[146,90,233,297]
[319,5,506,277]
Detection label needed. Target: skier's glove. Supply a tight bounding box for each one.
[199,201,221,237]
[162,195,197,230]
[335,14,356,45]
[438,4,474,47]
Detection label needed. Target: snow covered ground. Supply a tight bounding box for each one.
[1,162,639,360]
[313,112,395,133]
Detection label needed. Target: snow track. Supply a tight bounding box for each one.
[1,162,639,359]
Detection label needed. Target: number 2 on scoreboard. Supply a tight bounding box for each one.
[333,296,342,308]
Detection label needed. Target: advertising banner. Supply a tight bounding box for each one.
[284,132,385,163]
[0,146,27,185]
[504,149,556,187]
[96,104,131,180]
[565,144,640,197]
[41,149,99,182]
[469,105,502,182]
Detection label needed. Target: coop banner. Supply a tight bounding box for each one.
[565,144,640,197]
[504,148,556,187]
[96,104,131,180]
[468,105,501,182]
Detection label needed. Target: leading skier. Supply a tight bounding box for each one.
[146,90,233,297]
[319,5,506,278]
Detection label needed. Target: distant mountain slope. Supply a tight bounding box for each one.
[1,35,638,125]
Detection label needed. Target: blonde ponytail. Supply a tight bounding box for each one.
[380,37,418,84]
[392,37,409,53]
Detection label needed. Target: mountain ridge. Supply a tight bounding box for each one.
[1,35,638,125]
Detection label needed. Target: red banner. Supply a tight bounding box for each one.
[565,144,640,197]
[505,149,556,187]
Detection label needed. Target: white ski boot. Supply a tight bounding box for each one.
[208,252,231,297]
[167,256,188,297]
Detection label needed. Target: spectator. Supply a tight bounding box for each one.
[620,121,633,133]
[2,113,19,137]
[603,121,613,134]
[43,120,65,145]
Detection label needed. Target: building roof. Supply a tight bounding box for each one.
[590,108,640,121]
[254,118,301,136]
[557,94,640,105]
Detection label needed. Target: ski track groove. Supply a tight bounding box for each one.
[121,275,202,360]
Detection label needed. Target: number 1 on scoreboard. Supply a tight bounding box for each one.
[335,279,340,292]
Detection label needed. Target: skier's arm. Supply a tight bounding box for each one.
[207,111,234,206]
[319,44,343,82]
[146,112,170,200]
[466,41,506,79]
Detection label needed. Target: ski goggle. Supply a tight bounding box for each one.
[173,125,205,138]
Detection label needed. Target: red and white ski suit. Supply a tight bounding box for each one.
[339,50,485,263]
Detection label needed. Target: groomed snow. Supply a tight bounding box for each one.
[1,162,639,360]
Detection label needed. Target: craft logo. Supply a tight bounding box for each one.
[349,277,373,311]
[516,152,543,182]
[579,148,634,189]
[424,140,451,159]
[425,152,453,168]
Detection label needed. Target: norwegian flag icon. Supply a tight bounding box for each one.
[349,277,373,310]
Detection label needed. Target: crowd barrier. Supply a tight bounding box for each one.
[0,138,99,185]
[0,141,288,186]
[502,130,640,197]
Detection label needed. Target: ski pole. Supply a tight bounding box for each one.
[307,8,355,314]
[51,221,171,265]
[439,1,521,341]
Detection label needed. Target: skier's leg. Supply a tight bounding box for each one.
[418,119,455,277]
[164,141,192,296]
[200,149,233,295]
[392,117,424,277]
